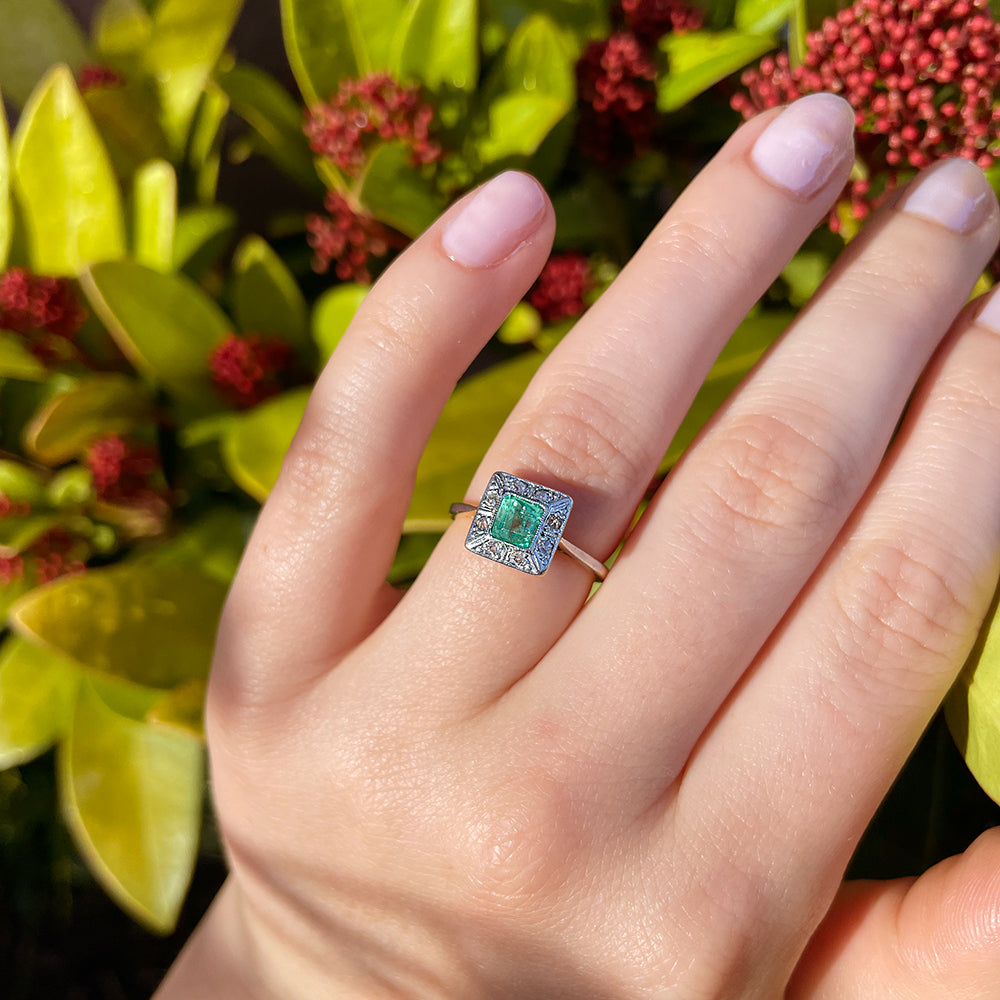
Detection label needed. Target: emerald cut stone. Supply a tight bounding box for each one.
[491,493,544,549]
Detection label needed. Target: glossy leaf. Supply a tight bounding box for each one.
[217,63,321,192]
[93,0,153,65]
[12,66,126,276]
[280,0,362,105]
[407,352,544,528]
[24,374,154,465]
[144,0,244,151]
[232,236,312,358]
[660,310,793,471]
[947,589,1000,805]
[0,0,90,107]
[60,680,203,933]
[477,93,571,165]
[393,0,479,92]
[735,0,795,34]
[0,460,46,503]
[10,561,229,690]
[81,260,230,393]
[0,99,10,269]
[172,204,237,279]
[0,636,79,769]
[657,30,776,112]
[312,283,368,362]
[146,680,205,739]
[220,388,310,501]
[188,85,230,204]
[482,0,606,50]
[133,160,177,273]
[0,331,47,381]
[359,141,448,238]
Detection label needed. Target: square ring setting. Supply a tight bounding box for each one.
[463,472,573,576]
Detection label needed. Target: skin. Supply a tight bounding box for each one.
[157,100,1000,999]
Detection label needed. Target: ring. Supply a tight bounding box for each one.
[450,471,608,580]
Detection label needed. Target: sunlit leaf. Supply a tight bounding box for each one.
[188,85,229,204]
[947,587,1000,805]
[81,260,230,397]
[220,388,310,501]
[146,680,205,739]
[359,141,447,238]
[0,99,10,269]
[232,236,312,359]
[0,636,79,769]
[145,506,250,584]
[10,561,229,689]
[59,679,203,933]
[24,373,154,465]
[280,0,362,105]
[12,66,126,276]
[133,160,176,273]
[657,30,776,112]
[172,204,237,279]
[93,0,153,65]
[393,0,479,92]
[735,0,795,34]
[312,283,368,362]
[407,352,543,528]
[482,0,607,49]
[0,331,47,381]
[0,512,63,556]
[0,460,46,503]
[84,81,172,176]
[0,0,90,107]
[477,93,572,165]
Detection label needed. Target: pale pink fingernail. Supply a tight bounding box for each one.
[977,291,1000,332]
[900,158,996,234]
[750,93,855,198]
[441,171,547,268]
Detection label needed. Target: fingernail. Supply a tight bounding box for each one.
[977,291,1000,333]
[750,93,855,198]
[441,172,547,268]
[900,158,996,234]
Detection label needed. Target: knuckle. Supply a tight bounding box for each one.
[355,296,428,369]
[693,411,849,552]
[275,407,356,516]
[651,213,742,287]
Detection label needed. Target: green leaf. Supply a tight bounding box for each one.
[359,141,448,238]
[0,331,47,381]
[84,82,172,175]
[216,63,322,192]
[12,66,127,276]
[81,260,230,394]
[407,352,543,528]
[482,0,606,51]
[660,310,793,471]
[24,373,154,465]
[0,460,46,503]
[133,159,177,273]
[10,561,229,690]
[0,0,90,107]
[220,388,310,501]
[172,204,237,279]
[0,636,80,769]
[497,302,542,344]
[657,30,776,112]
[0,100,11,270]
[59,679,203,933]
[0,513,63,556]
[735,0,795,34]
[312,283,368,362]
[280,0,362,105]
[947,587,1000,805]
[94,0,153,65]
[188,85,230,204]
[232,236,312,358]
[146,679,205,739]
[144,0,244,152]
[393,0,479,91]
[477,93,572,165]
[145,507,249,584]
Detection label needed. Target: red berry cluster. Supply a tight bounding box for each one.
[77,64,125,93]
[86,435,163,507]
[304,73,442,176]
[530,253,594,323]
[0,268,87,360]
[576,1,702,165]
[306,190,404,283]
[0,493,31,519]
[209,332,293,408]
[733,0,1000,229]
[0,523,86,586]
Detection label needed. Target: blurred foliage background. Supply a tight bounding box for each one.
[0,0,999,995]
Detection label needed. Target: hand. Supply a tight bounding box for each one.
[157,94,1000,999]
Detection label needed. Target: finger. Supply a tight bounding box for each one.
[788,828,1000,998]
[376,95,856,708]
[523,158,1000,800]
[676,289,1000,952]
[214,173,554,705]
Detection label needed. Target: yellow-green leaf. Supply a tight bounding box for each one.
[280,0,362,105]
[59,679,203,933]
[12,66,126,276]
[188,85,229,204]
[220,388,310,501]
[10,562,229,690]
[94,0,153,65]
[312,283,368,362]
[0,636,80,769]
[0,0,90,107]
[0,460,46,503]
[0,512,63,556]
[0,330,47,381]
[133,160,177,273]
[232,235,312,357]
[393,0,479,92]
[359,141,448,238]
[947,587,1000,805]
[24,373,154,465]
[735,0,795,34]
[146,679,205,739]
[0,98,10,269]
[172,204,237,279]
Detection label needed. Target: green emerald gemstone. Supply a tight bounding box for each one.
[491,493,545,549]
